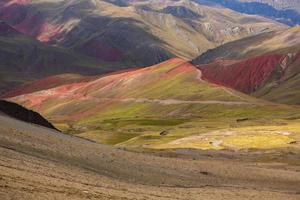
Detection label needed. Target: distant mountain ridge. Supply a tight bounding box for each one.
[239,0,300,13]
[195,0,300,25]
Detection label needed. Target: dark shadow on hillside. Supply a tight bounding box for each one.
[0,100,58,130]
[0,0,174,67]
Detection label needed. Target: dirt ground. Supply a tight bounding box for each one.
[0,114,300,200]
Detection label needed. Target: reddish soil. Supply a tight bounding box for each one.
[3,75,95,98]
[0,1,63,43]
[165,62,197,76]
[199,54,287,93]
[36,22,62,42]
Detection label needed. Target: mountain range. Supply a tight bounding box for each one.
[0,0,286,62]
[239,0,300,13]
[197,0,300,25]
[1,0,299,147]
[1,1,300,199]
[0,0,288,93]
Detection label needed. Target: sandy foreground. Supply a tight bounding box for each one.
[0,114,299,200]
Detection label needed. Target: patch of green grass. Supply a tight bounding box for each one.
[44,98,300,149]
[79,130,142,145]
[103,118,189,127]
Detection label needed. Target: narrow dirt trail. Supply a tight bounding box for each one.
[121,98,254,105]
[15,67,270,107]
[196,68,204,82]
[19,89,259,106]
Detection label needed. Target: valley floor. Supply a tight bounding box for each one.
[0,115,300,200]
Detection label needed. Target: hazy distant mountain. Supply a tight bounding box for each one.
[239,0,300,13]
[195,0,300,25]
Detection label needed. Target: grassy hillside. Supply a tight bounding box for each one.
[8,58,300,151]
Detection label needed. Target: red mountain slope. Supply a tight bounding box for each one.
[199,54,292,93]
[3,74,97,98]
[194,26,300,104]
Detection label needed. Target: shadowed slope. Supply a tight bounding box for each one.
[0,100,57,130]
[0,21,119,95]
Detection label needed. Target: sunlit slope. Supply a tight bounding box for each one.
[194,26,300,64]
[9,58,300,150]
[194,26,300,105]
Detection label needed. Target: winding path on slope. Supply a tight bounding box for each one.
[121,98,254,105]
[13,67,271,107]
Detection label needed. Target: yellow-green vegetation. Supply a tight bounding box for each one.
[11,59,300,151]
[222,133,294,149]
[66,101,300,150]
[53,123,70,132]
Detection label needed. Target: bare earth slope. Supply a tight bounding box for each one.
[0,113,300,199]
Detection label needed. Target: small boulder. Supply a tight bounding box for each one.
[159,130,169,136]
[236,118,249,122]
